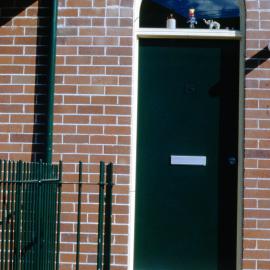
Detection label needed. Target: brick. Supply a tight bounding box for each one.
[90,135,116,144]
[77,106,103,114]
[0,46,23,55]
[77,125,103,134]
[91,115,116,124]
[79,28,106,36]
[106,46,132,56]
[64,115,89,124]
[79,66,105,74]
[105,126,130,135]
[80,8,105,17]
[78,85,104,94]
[105,106,131,115]
[92,76,118,85]
[106,66,131,75]
[66,56,90,65]
[10,134,32,143]
[65,76,90,84]
[79,46,105,55]
[93,56,118,65]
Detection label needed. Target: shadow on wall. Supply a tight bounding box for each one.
[0,1,36,25]
[245,46,270,75]
[0,0,50,162]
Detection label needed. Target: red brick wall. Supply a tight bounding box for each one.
[0,1,48,162]
[244,0,270,269]
[1,0,270,269]
[55,0,132,269]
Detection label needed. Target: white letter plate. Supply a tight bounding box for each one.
[171,155,207,166]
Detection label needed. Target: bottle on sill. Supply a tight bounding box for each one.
[166,14,176,29]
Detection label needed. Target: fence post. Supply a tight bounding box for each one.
[5,161,12,269]
[1,160,7,269]
[14,160,23,270]
[76,161,83,270]
[97,161,105,270]
[37,161,43,269]
[56,161,62,270]
[103,163,113,270]
[9,161,16,269]
[51,164,58,268]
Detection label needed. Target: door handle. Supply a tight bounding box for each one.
[227,156,237,166]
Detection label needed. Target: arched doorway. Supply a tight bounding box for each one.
[130,1,245,269]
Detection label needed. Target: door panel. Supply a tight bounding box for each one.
[134,39,239,270]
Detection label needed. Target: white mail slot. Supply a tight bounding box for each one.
[171,155,207,166]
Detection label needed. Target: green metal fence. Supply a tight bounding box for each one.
[0,160,61,270]
[0,160,114,270]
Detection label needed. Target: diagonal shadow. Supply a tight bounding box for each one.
[0,0,49,162]
[0,1,36,26]
[245,46,270,75]
[31,0,49,162]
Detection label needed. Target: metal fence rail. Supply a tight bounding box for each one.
[0,160,61,270]
[0,160,114,270]
[71,161,114,270]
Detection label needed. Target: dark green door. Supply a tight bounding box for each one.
[134,39,239,270]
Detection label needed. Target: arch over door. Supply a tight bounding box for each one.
[138,0,241,29]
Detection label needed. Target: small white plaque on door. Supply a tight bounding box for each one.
[171,155,207,166]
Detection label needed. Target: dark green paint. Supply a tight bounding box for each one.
[103,163,114,270]
[0,160,62,269]
[76,161,83,270]
[135,39,239,270]
[1,161,7,270]
[46,0,59,164]
[0,159,115,269]
[97,161,105,270]
[56,161,63,270]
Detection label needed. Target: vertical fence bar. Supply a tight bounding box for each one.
[47,164,52,269]
[9,161,16,270]
[21,162,27,270]
[0,160,1,269]
[56,161,62,270]
[37,161,43,270]
[33,162,39,270]
[1,160,7,269]
[97,161,105,270]
[5,161,11,270]
[14,161,23,270]
[27,162,32,269]
[29,162,35,270]
[0,161,1,269]
[75,161,83,270]
[103,163,114,270]
[46,164,51,268]
[51,165,58,268]
[23,162,30,270]
[42,163,48,270]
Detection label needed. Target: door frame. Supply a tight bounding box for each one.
[129,1,246,269]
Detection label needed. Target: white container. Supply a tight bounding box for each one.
[166,15,176,29]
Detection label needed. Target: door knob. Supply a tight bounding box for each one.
[227,156,237,166]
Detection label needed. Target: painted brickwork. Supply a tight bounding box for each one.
[1,0,270,269]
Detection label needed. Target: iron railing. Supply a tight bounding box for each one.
[0,160,114,270]
[0,160,61,270]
